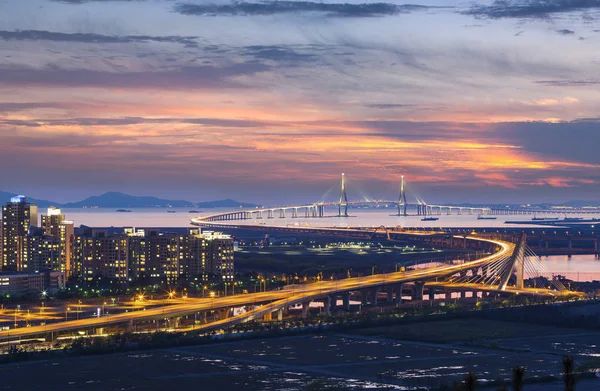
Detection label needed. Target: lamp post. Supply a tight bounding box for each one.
[65,307,70,322]
[14,305,20,328]
[41,290,47,315]
[77,300,82,320]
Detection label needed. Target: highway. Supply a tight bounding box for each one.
[0,236,515,341]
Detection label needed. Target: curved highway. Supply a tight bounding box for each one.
[0,236,513,341]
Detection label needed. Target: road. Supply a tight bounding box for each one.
[0,236,516,341]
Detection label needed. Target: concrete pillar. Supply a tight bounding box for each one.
[412,282,424,301]
[302,301,310,318]
[428,289,435,301]
[370,288,379,306]
[324,296,332,316]
[277,308,283,321]
[218,309,230,320]
[460,291,466,299]
[361,290,368,306]
[386,286,393,302]
[445,291,452,300]
[263,311,272,321]
[343,293,350,311]
[395,284,403,303]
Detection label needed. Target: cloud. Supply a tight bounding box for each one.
[464,0,600,20]
[557,29,575,35]
[0,30,200,47]
[0,63,271,90]
[50,0,144,3]
[241,45,317,63]
[365,104,414,109]
[0,117,271,128]
[174,1,445,18]
[535,80,600,86]
[0,102,74,113]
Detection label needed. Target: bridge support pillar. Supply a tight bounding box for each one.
[343,293,350,311]
[370,288,379,306]
[361,290,368,306]
[386,286,393,302]
[277,308,283,321]
[445,291,452,300]
[263,311,272,321]
[395,284,403,303]
[412,282,424,301]
[428,289,435,301]
[460,291,466,299]
[218,309,230,320]
[324,296,332,316]
[302,301,310,318]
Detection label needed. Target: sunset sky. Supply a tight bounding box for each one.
[1,0,599,204]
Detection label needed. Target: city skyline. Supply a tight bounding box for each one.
[2,0,600,204]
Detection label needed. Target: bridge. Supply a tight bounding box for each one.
[0,226,580,343]
[200,174,594,222]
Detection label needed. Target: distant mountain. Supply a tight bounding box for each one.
[63,192,194,208]
[0,191,258,209]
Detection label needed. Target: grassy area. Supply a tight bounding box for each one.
[351,318,581,344]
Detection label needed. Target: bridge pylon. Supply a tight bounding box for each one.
[338,173,349,217]
[498,232,526,291]
[397,175,407,216]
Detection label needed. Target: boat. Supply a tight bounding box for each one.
[188,210,202,214]
[116,209,132,213]
[532,217,559,221]
[421,217,439,221]
[167,209,176,214]
[563,217,583,222]
[477,214,497,220]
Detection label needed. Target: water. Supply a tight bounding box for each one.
[61,207,600,280]
[63,207,600,229]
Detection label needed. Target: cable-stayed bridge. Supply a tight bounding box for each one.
[0,233,581,342]
[199,174,592,222]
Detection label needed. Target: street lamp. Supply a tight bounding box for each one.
[14,305,20,328]
[168,291,175,300]
[41,290,47,315]
[65,307,70,321]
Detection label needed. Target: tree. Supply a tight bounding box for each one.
[464,372,477,391]
[512,366,525,391]
[563,356,575,391]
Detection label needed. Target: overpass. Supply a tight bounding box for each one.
[0,229,580,343]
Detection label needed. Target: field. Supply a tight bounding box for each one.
[2,322,600,390]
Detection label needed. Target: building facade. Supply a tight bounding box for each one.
[1,196,38,272]
[72,227,234,287]
[41,207,74,276]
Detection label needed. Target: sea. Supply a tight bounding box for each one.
[62,207,600,281]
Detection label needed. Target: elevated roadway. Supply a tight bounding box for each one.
[0,236,514,341]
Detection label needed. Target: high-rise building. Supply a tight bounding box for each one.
[203,231,235,281]
[73,229,129,285]
[127,228,181,285]
[72,227,234,287]
[25,227,61,272]
[41,207,74,276]
[1,196,38,272]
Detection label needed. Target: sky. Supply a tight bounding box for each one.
[1,0,599,205]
